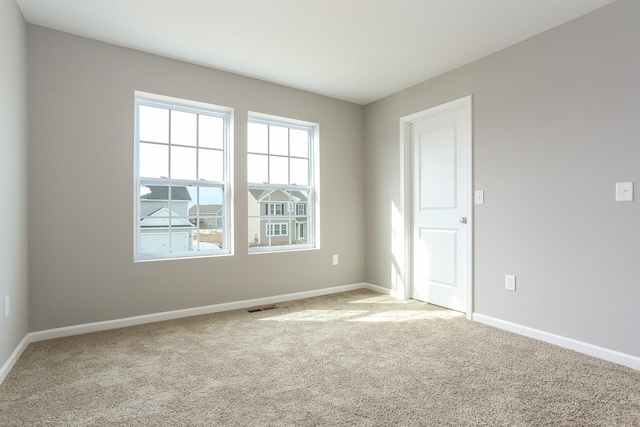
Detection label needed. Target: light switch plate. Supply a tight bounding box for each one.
[474,190,484,205]
[616,182,633,202]
[505,275,516,291]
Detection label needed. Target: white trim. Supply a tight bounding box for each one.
[133,92,233,262]
[361,282,392,295]
[4,284,640,386]
[247,113,319,253]
[399,95,474,319]
[0,334,30,385]
[474,313,640,371]
[28,283,373,343]
[1,282,382,385]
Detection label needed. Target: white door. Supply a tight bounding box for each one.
[411,97,471,313]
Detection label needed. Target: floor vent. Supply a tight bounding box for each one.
[247,304,278,313]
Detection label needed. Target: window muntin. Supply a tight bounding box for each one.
[247,116,316,252]
[135,93,232,261]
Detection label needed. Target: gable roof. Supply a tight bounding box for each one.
[140,185,192,201]
[189,204,222,215]
[248,188,307,203]
[140,207,194,228]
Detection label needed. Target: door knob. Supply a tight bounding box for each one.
[459,217,467,224]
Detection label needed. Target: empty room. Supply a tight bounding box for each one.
[1,0,639,425]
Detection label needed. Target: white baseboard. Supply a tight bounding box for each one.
[361,282,391,295]
[29,283,381,343]
[17,286,637,385]
[0,334,30,385]
[473,313,640,371]
[1,282,385,385]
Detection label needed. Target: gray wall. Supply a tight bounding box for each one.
[27,25,365,331]
[365,0,640,357]
[0,0,29,370]
[9,0,639,369]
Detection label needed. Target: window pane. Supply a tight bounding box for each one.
[199,115,224,149]
[140,232,170,254]
[248,122,268,153]
[199,186,223,206]
[290,158,309,186]
[189,186,224,251]
[168,186,193,216]
[269,156,288,185]
[139,143,168,178]
[139,105,169,143]
[170,146,197,180]
[166,186,195,252]
[290,129,309,158]
[193,228,222,251]
[139,185,193,254]
[199,149,223,181]
[248,217,261,247]
[265,220,293,246]
[171,110,197,147]
[247,185,311,249]
[140,184,171,218]
[248,153,268,184]
[270,126,289,156]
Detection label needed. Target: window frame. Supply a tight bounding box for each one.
[134,92,234,262]
[247,113,319,253]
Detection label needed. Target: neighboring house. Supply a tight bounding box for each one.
[248,188,308,247]
[188,204,223,229]
[139,186,195,254]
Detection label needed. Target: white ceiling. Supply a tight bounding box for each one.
[16,0,616,105]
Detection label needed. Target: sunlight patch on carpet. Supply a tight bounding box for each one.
[347,295,413,304]
[259,310,368,322]
[258,307,464,323]
[349,309,464,322]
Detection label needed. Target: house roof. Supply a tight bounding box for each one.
[189,204,222,215]
[141,186,192,201]
[248,188,307,203]
[140,207,194,228]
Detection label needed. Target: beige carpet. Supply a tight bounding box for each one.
[1,289,639,426]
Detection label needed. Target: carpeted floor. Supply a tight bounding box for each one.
[1,289,639,426]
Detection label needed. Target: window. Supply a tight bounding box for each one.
[266,223,288,236]
[134,92,232,261]
[268,203,283,216]
[247,114,318,252]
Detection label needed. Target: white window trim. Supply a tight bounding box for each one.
[134,91,234,262]
[247,112,319,254]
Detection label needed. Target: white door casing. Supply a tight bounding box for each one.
[400,96,472,317]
